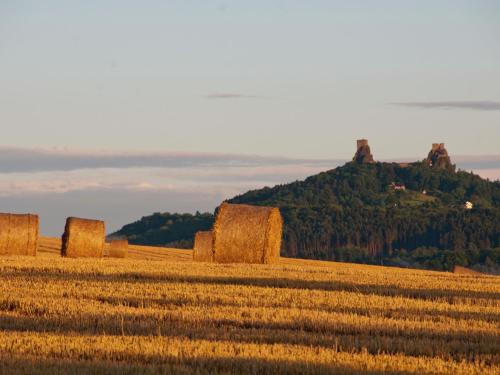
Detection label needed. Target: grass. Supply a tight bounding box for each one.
[389,189,437,207]
[0,237,498,374]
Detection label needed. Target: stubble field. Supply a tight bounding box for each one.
[0,237,498,374]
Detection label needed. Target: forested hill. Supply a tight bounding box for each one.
[228,161,500,272]
[112,161,500,272]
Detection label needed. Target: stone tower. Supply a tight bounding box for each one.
[426,143,453,170]
[353,139,375,164]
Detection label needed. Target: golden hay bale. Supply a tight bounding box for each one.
[212,203,282,264]
[108,239,128,258]
[193,231,213,262]
[0,213,39,256]
[61,217,105,258]
[453,265,482,275]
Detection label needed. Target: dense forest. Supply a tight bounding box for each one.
[112,161,500,273]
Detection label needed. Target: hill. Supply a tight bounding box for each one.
[228,161,499,272]
[1,242,498,374]
[112,152,500,272]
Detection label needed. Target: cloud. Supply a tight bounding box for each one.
[393,101,500,111]
[1,145,499,176]
[453,155,500,170]
[0,146,334,173]
[204,93,262,99]
[0,162,335,197]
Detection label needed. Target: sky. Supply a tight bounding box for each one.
[1,1,499,235]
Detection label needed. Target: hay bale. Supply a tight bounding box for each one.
[0,213,39,256]
[212,203,282,264]
[453,265,482,275]
[61,217,105,258]
[108,239,128,258]
[193,231,213,262]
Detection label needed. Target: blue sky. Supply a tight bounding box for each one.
[1,1,499,235]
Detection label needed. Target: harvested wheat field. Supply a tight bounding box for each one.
[453,265,483,276]
[0,237,498,374]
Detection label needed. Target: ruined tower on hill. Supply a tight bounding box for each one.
[353,139,375,164]
[426,143,454,171]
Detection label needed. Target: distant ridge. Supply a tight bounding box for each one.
[113,140,500,273]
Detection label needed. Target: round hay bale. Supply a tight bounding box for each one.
[193,231,213,262]
[0,213,39,256]
[212,203,282,264]
[108,239,128,258]
[61,217,105,258]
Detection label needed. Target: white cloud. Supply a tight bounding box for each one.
[0,162,333,197]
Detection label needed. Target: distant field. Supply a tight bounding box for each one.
[0,237,498,374]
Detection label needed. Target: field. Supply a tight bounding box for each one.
[0,237,498,374]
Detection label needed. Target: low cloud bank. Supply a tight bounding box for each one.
[0,146,334,173]
[0,164,334,197]
[1,146,499,175]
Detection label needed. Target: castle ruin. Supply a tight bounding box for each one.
[426,143,453,170]
[353,139,375,164]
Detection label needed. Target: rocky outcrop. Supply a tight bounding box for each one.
[353,139,375,164]
[426,143,454,171]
